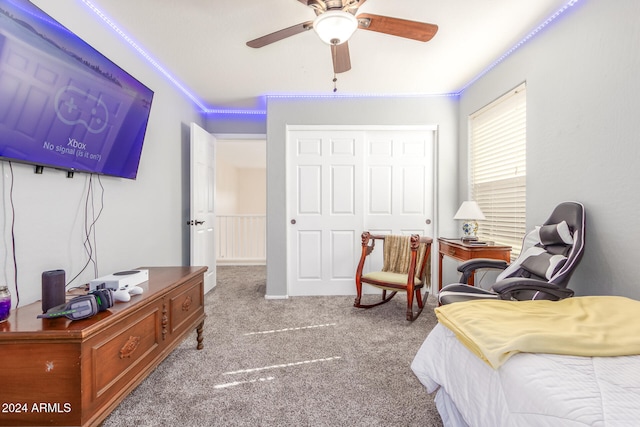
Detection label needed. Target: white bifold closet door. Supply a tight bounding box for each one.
[287,127,435,296]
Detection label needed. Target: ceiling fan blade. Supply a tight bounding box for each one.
[247,21,314,48]
[356,13,438,42]
[331,42,351,73]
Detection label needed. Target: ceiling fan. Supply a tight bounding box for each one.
[246,0,438,74]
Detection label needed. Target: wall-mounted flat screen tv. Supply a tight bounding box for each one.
[0,0,154,179]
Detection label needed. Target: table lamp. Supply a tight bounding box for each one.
[454,201,485,240]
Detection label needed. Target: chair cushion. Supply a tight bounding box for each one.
[537,220,574,245]
[496,245,568,282]
[362,271,422,287]
[519,248,568,280]
[497,221,573,282]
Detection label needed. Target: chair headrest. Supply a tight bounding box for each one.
[544,202,585,233]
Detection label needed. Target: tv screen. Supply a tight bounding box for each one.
[0,0,154,179]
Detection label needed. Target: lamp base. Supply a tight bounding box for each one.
[461,220,479,240]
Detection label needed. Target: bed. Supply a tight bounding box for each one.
[411,296,640,427]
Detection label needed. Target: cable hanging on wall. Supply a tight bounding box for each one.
[66,174,105,290]
[5,162,20,307]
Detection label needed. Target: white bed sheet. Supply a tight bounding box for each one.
[411,323,640,427]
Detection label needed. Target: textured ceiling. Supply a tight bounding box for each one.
[50,0,578,111]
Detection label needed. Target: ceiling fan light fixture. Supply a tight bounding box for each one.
[313,10,358,45]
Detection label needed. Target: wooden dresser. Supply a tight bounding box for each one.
[0,266,207,427]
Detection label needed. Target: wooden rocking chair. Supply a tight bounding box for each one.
[354,232,433,321]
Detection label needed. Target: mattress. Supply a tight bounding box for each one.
[411,323,640,427]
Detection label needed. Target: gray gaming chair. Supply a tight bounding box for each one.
[438,201,585,305]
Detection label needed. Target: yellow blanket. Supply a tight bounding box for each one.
[435,296,640,369]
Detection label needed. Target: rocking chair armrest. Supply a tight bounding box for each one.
[416,236,434,245]
[492,277,575,301]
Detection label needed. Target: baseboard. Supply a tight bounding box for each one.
[264,294,288,300]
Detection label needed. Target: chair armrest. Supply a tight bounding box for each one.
[492,277,575,301]
[457,258,509,283]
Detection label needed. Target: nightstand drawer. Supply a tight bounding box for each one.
[439,241,472,261]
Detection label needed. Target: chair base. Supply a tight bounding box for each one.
[354,289,426,321]
[354,290,398,309]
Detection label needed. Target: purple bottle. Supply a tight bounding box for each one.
[0,286,11,322]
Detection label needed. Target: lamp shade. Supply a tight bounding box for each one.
[313,10,358,45]
[454,201,485,220]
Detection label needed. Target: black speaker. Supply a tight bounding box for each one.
[42,270,66,313]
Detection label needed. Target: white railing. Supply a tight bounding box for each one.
[216,215,266,265]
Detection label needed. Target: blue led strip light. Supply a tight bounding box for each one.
[206,108,268,116]
[456,0,581,94]
[266,92,459,100]
[80,0,208,111]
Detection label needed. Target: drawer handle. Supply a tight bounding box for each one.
[448,248,456,256]
[182,295,193,312]
[120,336,141,359]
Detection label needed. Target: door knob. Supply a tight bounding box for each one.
[290,219,296,225]
[187,220,206,226]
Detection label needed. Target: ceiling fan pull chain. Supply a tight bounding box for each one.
[331,39,338,93]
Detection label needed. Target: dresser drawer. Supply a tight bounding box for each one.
[167,276,204,336]
[87,303,161,400]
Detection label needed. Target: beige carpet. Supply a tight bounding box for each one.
[102,266,443,427]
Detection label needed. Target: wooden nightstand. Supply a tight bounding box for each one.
[437,238,512,293]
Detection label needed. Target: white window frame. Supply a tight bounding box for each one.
[469,83,526,259]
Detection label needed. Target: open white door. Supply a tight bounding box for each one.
[189,123,216,294]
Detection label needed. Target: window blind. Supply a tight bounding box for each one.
[470,83,526,259]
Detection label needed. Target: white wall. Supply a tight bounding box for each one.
[458,0,640,298]
[0,1,204,307]
[215,139,266,215]
[236,168,266,214]
[215,165,266,215]
[265,96,459,298]
[215,157,239,215]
